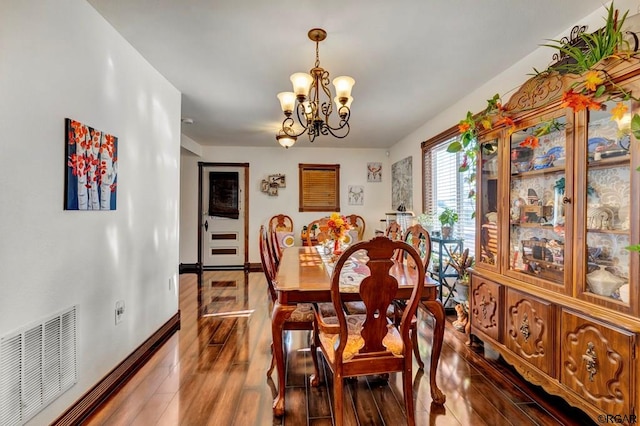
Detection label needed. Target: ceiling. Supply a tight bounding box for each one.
[88,0,606,149]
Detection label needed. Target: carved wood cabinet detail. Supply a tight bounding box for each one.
[560,310,634,416]
[470,275,501,341]
[505,289,555,376]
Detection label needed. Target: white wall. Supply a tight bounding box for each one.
[0,1,181,423]
[389,0,638,212]
[180,146,390,264]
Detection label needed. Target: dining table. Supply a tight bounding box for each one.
[271,245,446,416]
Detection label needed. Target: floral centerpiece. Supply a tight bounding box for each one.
[327,212,350,254]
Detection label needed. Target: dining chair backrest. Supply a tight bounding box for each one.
[345,214,366,241]
[306,217,330,246]
[259,225,277,302]
[269,214,293,232]
[330,236,424,359]
[269,214,294,266]
[398,224,432,271]
[384,222,403,241]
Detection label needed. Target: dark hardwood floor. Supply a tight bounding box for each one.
[83,271,595,425]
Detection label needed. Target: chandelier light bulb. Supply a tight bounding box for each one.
[276,128,297,148]
[277,92,296,115]
[334,95,353,109]
[334,96,353,118]
[290,73,313,99]
[332,76,355,100]
[303,101,313,120]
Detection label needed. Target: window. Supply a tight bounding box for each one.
[298,164,340,212]
[422,130,475,254]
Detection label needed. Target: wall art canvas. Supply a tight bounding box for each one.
[391,156,412,210]
[348,185,364,205]
[65,118,118,210]
[367,162,382,182]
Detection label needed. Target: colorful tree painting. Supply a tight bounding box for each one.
[65,118,118,210]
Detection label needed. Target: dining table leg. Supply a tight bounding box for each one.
[423,300,447,405]
[271,301,294,416]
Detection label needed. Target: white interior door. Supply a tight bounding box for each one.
[201,165,245,267]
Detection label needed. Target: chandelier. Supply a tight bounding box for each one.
[276,28,355,148]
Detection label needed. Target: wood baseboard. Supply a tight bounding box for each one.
[52,311,181,426]
[179,262,202,274]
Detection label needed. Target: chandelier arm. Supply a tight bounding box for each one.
[321,121,350,139]
[294,102,313,128]
[319,71,333,118]
[320,107,351,131]
[308,131,317,143]
[282,116,307,138]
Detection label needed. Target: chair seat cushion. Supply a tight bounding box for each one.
[285,303,315,322]
[343,301,395,318]
[317,314,404,362]
[315,302,338,319]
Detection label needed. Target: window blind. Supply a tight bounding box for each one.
[425,137,475,254]
[299,164,340,212]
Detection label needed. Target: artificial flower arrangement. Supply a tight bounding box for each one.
[447,2,640,252]
[327,212,350,240]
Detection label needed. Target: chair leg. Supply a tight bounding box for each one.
[333,375,344,426]
[411,321,424,370]
[403,361,416,426]
[309,329,321,386]
[266,342,276,378]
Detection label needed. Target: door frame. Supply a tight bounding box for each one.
[198,162,250,270]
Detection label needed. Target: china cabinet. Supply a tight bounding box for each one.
[470,59,640,423]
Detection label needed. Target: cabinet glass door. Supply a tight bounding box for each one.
[508,115,569,289]
[478,137,499,268]
[582,99,633,307]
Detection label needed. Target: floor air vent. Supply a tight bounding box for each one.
[0,306,77,425]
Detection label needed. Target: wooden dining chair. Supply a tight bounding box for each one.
[313,236,424,426]
[259,225,328,380]
[384,221,403,240]
[345,214,365,241]
[268,214,294,265]
[305,217,330,246]
[394,224,432,369]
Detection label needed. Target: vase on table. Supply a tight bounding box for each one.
[333,239,343,255]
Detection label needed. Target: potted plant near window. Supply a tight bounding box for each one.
[417,211,437,233]
[439,207,459,239]
[449,248,474,301]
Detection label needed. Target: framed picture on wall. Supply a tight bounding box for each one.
[391,156,412,210]
[367,162,382,182]
[269,174,286,188]
[348,185,364,205]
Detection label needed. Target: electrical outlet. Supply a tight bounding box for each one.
[115,300,125,325]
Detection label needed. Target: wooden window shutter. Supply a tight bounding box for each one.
[299,164,340,212]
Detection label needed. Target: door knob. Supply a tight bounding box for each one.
[204,220,208,231]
